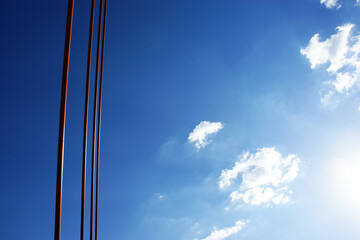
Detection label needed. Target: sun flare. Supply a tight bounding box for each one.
[327,158,360,210]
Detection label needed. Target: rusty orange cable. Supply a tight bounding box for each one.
[54,0,74,240]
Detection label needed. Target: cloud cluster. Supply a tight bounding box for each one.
[301,23,360,104]
[320,0,341,9]
[219,147,300,206]
[188,121,224,150]
[320,0,360,9]
[186,125,300,238]
[199,221,246,240]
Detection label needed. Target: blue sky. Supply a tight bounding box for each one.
[1,0,360,239]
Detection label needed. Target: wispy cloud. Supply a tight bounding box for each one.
[320,0,341,9]
[320,0,360,8]
[219,147,300,206]
[301,23,360,106]
[188,121,224,150]
[320,90,339,107]
[198,220,246,240]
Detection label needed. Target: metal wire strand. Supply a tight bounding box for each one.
[80,0,96,239]
[54,0,74,239]
[90,0,104,239]
[95,0,108,239]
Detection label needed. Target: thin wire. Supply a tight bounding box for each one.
[90,0,104,239]
[95,0,107,239]
[80,0,95,239]
[54,0,74,239]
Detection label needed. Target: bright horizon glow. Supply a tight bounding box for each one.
[326,158,360,213]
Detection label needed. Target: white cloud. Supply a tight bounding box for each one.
[301,23,360,104]
[320,0,341,9]
[188,121,224,150]
[301,24,353,72]
[320,0,360,8]
[333,72,357,92]
[219,147,299,206]
[201,220,245,240]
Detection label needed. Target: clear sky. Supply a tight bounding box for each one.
[1,0,360,239]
